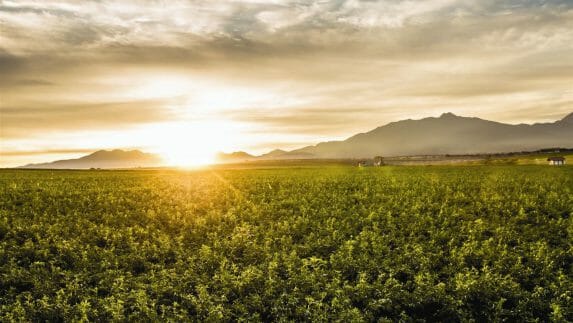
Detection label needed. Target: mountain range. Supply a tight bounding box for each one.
[287,112,573,158]
[17,112,573,168]
[19,149,162,169]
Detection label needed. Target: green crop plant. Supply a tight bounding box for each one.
[0,166,571,321]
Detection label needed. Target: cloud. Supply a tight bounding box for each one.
[0,0,572,163]
[0,148,96,156]
[0,50,26,73]
[0,99,177,138]
[0,78,54,88]
[227,106,383,135]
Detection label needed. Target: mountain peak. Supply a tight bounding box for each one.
[561,112,573,124]
[87,149,146,159]
[294,112,572,158]
[264,149,287,156]
[439,112,458,119]
[19,149,161,169]
[216,151,255,162]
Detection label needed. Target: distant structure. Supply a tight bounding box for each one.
[547,156,566,166]
[358,156,385,167]
[374,156,384,166]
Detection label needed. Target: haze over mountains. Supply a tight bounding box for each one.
[18,112,573,169]
[19,150,163,169]
[288,112,573,159]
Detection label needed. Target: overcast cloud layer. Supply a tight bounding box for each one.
[1,0,572,166]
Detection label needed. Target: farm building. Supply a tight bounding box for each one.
[547,156,566,165]
[358,156,385,167]
[374,156,384,166]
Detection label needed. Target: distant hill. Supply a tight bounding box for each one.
[259,149,288,159]
[286,112,573,158]
[19,149,163,169]
[257,149,315,160]
[216,151,256,163]
[17,112,573,168]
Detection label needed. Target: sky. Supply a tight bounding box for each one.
[1,0,572,166]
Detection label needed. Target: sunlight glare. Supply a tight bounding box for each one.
[160,123,213,167]
[131,76,190,99]
[149,121,231,167]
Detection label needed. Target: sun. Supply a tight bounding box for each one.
[159,124,217,167]
[162,147,215,168]
[152,121,229,167]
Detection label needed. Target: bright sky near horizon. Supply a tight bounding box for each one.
[1,0,572,166]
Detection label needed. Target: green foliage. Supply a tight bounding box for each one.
[1,166,572,321]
